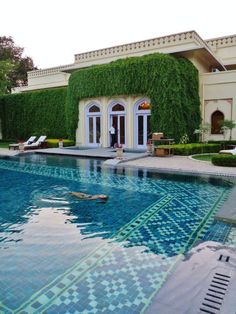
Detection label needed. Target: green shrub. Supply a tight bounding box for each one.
[46,139,75,148]
[0,88,67,140]
[66,53,200,141]
[212,154,236,167]
[157,143,221,155]
[208,140,236,148]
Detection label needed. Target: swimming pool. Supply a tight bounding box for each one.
[0,154,235,313]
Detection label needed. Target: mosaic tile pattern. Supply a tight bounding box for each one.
[202,220,232,243]
[0,158,233,313]
[224,225,236,247]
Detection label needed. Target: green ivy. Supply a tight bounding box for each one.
[66,53,201,141]
[0,88,67,140]
[0,53,201,142]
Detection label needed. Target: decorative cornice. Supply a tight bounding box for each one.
[206,35,236,48]
[74,31,198,63]
[28,64,74,78]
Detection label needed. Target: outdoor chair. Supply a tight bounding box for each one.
[9,136,37,150]
[23,135,47,150]
[219,147,236,155]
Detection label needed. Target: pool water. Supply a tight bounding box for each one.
[0,154,235,313]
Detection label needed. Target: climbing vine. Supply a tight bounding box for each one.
[66,53,201,141]
[0,88,67,139]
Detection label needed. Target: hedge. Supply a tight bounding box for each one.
[212,154,236,167]
[157,143,221,155]
[0,88,67,140]
[66,53,201,141]
[46,139,74,148]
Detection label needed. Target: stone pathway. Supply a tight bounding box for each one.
[121,156,236,177]
[0,148,20,157]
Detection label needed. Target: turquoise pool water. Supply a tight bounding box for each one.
[0,154,235,313]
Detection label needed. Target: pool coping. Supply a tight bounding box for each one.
[114,162,236,179]
[146,241,236,314]
[215,186,236,225]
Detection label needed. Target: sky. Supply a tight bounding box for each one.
[1,0,236,69]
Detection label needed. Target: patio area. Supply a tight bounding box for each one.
[121,155,236,178]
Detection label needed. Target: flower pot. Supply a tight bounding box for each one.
[58,139,63,148]
[19,142,24,152]
[146,143,152,153]
[116,148,123,158]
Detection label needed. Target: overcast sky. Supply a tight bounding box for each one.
[1,0,235,69]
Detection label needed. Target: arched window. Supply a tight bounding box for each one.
[138,101,151,110]
[89,105,100,113]
[211,110,224,134]
[112,104,124,112]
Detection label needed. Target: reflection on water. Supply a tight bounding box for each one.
[0,155,235,312]
[0,155,234,255]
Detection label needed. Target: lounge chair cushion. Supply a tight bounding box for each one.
[219,149,236,155]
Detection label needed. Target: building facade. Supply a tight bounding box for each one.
[12,31,236,147]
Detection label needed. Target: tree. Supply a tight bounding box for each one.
[0,36,37,92]
[220,119,236,140]
[194,123,211,143]
[0,60,15,95]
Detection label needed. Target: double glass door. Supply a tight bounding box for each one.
[88,116,101,146]
[137,114,151,148]
[110,115,125,146]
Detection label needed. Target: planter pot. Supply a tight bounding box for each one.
[19,142,24,152]
[116,148,123,158]
[58,139,63,148]
[146,143,152,153]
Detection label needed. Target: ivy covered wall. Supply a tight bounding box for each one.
[0,88,67,140]
[0,53,200,142]
[66,53,201,141]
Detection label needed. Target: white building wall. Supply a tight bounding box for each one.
[76,95,147,148]
[206,36,236,67]
[201,70,236,140]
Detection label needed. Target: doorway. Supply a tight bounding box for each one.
[109,103,126,147]
[86,104,101,147]
[135,99,151,149]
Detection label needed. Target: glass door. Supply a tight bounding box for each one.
[137,114,151,149]
[111,115,125,147]
[88,116,101,146]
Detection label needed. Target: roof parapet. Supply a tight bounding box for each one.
[74,30,198,63]
[206,34,236,48]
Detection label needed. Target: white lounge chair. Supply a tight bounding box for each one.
[24,136,47,150]
[9,136,37,150]
[219,147,236,155]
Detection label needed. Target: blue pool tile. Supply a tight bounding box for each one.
[0,156,234,313]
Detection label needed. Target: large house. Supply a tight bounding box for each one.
[13,30,236,148]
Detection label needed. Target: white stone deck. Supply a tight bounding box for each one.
[121,156,236,177]
[1,147,236,177]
